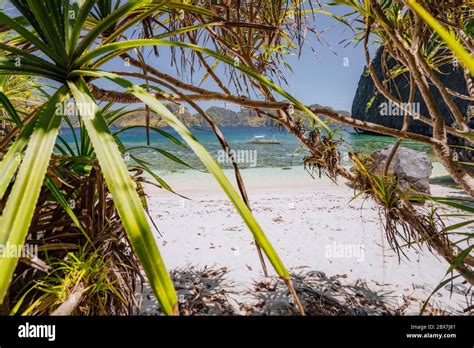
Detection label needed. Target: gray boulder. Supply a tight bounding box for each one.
[369,146,433,194]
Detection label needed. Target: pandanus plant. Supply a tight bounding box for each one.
[0,0,333,315]
[326,0,474,286]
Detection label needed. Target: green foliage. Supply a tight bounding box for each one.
[17,251,125,315]
[465,19,474,39]
[415,196,474,314]
[0,0,324,314]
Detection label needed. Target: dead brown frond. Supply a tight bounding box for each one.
[245,271,401,316]
[303,131,342,182]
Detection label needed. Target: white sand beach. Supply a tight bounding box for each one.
[142,165,472,315]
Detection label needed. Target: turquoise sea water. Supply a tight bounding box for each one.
[60,126,433,174]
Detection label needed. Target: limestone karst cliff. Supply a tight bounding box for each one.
[351,49,471,136]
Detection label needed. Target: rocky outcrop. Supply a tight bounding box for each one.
[351,49,471,136]
[369,146,433,194]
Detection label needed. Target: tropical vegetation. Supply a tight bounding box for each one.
[0,0,472,315]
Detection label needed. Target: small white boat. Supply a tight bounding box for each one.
[248,135,281,144]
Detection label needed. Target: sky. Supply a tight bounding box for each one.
[278,11,368,112]
[99,3,372,113]
[2,1,372,113]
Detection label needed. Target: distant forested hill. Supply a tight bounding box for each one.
[112,103,350,128]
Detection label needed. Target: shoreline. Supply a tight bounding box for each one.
[145,162,453,196]
[142,165,471,315]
